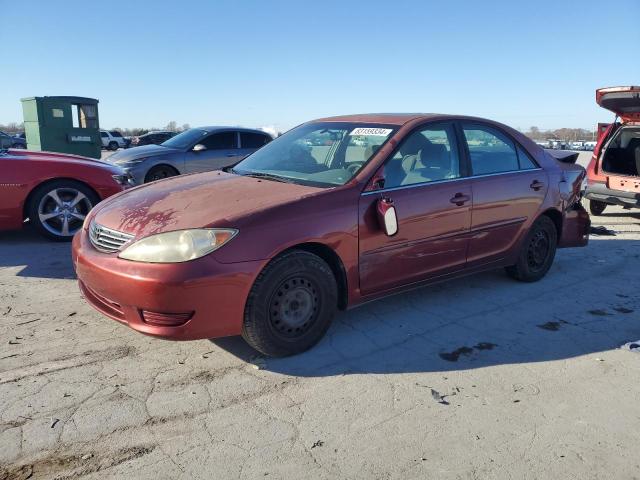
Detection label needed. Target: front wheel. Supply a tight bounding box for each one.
[108,141,118,151]
[242,251,338,357]
[588,199,607,216]
[505,215,558,282]
[144,165,179,183]
[28,180,99,241]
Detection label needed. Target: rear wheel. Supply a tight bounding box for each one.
[506,215,557,282]
[242,251,338,357]
[28,180,99,241]
[12,143,26,149]
[108,141,118,151]
[144,165,179,183]
[588,199,607,216]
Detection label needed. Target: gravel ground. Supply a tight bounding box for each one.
[1,152,640,479]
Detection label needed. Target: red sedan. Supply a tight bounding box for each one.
[0,149,130,240]
[73,114,590,356]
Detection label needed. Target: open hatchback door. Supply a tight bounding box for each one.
[596,86,640,122]
[584,86,640,214]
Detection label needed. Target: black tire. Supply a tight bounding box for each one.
[242,251,338,357]
[144,165,179,183]
[12,143,26,149]
[28,179,99,242]
[108,141,119,151]
[588,200,607,216]
[506,215,558,282]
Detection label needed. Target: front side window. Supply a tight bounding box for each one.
[202,131,237,150]
[233,122,396,187]
[110,131,123,138]
[100,132,108,138]
[383,123,461,188]
[463,125,519,175]
[241,132,271,149]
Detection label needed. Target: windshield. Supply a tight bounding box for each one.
[161,128,208,150]
[232,122,396,187]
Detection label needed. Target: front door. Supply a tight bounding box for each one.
[459,123,548,266]
[358,122,472,295]
[184,131,240,173]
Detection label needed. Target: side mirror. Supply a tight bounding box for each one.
[193,144,207,152]
[376,198,398,236]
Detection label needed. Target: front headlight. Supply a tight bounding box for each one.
[115,158,146,166]
[118,229,238,263]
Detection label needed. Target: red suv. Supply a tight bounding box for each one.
[584,86,640,215]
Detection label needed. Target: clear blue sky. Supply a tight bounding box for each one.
[2,0,639,132]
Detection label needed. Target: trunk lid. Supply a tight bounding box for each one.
[596,86,640,122]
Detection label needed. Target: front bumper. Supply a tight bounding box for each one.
[72,231,265,340]
[584,183,640,209]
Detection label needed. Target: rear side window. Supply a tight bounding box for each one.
[202,132,237,150]
[462,125,519,175]
[100,132,108,138]
[516,145,538,169]
[240,132,270,149]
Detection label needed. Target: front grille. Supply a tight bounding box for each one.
[89,221,134,253]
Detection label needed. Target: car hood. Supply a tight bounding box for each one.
[5,149,120,170]
[92,171,323,238]
[108,144,179,164]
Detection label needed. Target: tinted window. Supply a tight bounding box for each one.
[110,131,123,137]
[202,131,237,150]
[241,132,271,149]
[100,132,108,138]
[516,145,537,169]
[463,125,519,175]
[384,124,460,188]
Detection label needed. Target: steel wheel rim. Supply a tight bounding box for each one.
[37,188,92,237]
[269,276,319,339]
[527,230,550,271]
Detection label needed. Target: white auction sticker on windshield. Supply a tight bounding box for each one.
[349,128,392,136]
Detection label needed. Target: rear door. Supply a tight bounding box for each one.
[358,122,472,294]
[460,122,548,267]
[596,86,640,123]
[183,131,239,173]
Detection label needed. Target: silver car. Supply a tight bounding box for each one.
[108,127,272,184]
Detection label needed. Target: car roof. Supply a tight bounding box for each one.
[312,113,441,125]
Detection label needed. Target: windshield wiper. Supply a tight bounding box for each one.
[232,170,294,184]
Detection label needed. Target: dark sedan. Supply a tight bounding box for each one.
[108,127,272,184]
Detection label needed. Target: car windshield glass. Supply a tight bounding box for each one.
[161,129,208,149]
[232,122,396,187]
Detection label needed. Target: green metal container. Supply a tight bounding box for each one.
[21,96,102,159]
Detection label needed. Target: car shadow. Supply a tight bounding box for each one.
[212,238,640,377]
[0,228,76,279]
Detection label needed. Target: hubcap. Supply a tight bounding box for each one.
[37,188,92,237]
[527,230,550,271]
[269,277,318,338]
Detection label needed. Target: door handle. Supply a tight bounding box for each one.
[450,193,471,206]
[530,180,544,191]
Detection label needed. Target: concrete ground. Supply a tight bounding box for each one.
[1,153,640,479]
